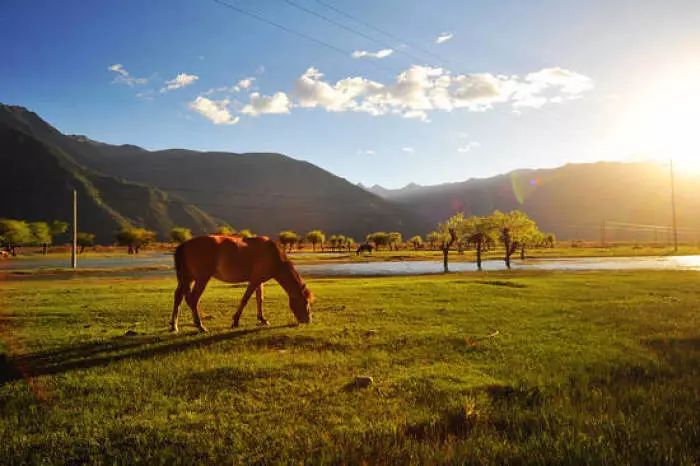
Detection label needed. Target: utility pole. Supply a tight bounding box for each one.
[670,158,678,252]
[71,189,77,269]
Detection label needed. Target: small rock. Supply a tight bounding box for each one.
[354,376,374,388]
[365,330,378,337]
[124,330,140,336]
[83,324,91,328]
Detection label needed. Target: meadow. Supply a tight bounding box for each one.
[1,269,699,464]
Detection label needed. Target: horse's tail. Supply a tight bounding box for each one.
[174,243,191,288]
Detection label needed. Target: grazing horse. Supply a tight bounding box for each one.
[171,235,313,333]
[356,243,374,255]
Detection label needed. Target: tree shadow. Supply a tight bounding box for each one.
[0,325,288,385]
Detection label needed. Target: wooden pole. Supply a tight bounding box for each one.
[71,189,77,269]
[670,159,678,252]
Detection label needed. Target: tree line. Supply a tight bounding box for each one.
[1,210,552,265]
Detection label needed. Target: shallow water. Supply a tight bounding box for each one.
[2,254,700,277]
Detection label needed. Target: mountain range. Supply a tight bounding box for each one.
[2,103,698,243]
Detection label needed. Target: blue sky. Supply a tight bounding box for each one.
[3,0,700,188]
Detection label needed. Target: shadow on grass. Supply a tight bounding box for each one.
[0,326,287,385]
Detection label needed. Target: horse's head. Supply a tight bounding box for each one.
[290,285,314,324]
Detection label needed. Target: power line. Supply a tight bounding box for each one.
[313,0,451,66]
[210,0,393,72]
[211,0,350,58]
[282,0,427,65]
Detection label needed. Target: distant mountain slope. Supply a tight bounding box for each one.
[0,104,428,239]
[372,163,700,240]
[0,107,218,242]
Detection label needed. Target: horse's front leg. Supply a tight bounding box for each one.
[255,284,269,326]
[232,281,258,328]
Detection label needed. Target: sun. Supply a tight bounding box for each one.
[615,60,700,172]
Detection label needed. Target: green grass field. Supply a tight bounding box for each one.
[1,271,699,464]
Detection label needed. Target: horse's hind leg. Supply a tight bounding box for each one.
[170,280,192,333]
[186,277,210,332]
[255,284,269,326]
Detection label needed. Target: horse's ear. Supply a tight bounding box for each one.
[303,287,315,303]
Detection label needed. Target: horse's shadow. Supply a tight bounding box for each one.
[0,325,287,386]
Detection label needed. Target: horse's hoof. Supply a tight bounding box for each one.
[231,321,240,329]
[257,319,270,326]
[197,326,208,333]
[169,324,178,333]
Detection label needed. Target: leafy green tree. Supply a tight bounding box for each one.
[0,219,32,256]
[116,227,156,254]
[490,210,537,269]
[463,215,497,270]
[170,227,193,244]
[344,237,355,252]
[426,231,442,250]
[409,235,423,250]
[434,217,459,273]
[278,230,300,252]
[215,225,235,235]
[238,229,254,239]
[388,232,403,251]
[76,232,95,253]
[49,220,69,241]
[305,230,325,251]
[29,221,52,255]
[366,232,390,251]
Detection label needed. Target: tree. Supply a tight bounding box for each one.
[388,232,403,251]
[29,221,52,255]
[238,229,254,239]
[463,215,497,270]
[344,237,355,252]
[76,232,95,253]
[169,227,192,244]
[116,227,156,254]
[306,230,325,251]
[409,235,423,250]
[278,230,300,252]
[0,219,32,256]
[366,232,390,251]
[215,225,235,235]
[490,210,537,269]
[328,234,347,252]
[426,231,442,250]
[433,217,459,273]
[49,220,69,241]
[544,233,556,248]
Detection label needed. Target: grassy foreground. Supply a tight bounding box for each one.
[1,271,699,464]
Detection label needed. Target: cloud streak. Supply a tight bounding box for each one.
[161,73,199,93]
[435,32,453,44]
[108,64,147,86]
[351,48,394,59]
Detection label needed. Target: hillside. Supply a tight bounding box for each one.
[369,163,700,241]
[0,104,427,240]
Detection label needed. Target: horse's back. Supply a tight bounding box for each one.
[178,235,281,283]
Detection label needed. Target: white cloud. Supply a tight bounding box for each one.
[435,32,453,44]
[352,48,394,59]
[161,73,199,92]
[401,147,415,153]
[457,141,481,153]
[241,92,291,116]
[237,77,255,89]
[189,97,239,125]
[189,64,592,125]
[108,64,147,86]
[357,149,376,155]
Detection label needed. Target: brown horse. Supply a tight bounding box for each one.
[171,235,313,332]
